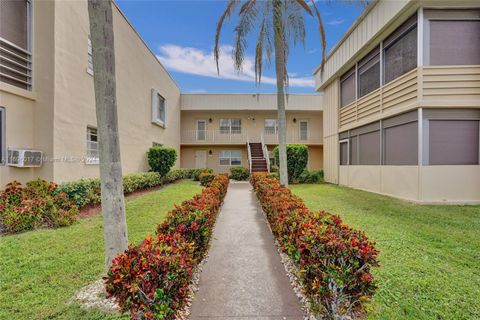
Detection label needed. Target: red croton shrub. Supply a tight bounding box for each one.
[251,173,379,318]
[105,174,229,320]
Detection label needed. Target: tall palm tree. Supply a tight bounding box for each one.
[88,0,128,268]
[214,0,326,187]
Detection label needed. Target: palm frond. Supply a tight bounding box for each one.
[214,0,240,74]
[310,0,327,72]
[294,0,313,15]
[233,1,258,72]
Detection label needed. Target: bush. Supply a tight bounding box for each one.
[147,147,177,176]
[192,168,213,181]
[298,169,324,184]
[274,144,308,183]
[198,172,215,187]
[0,180,78,233]
[55,178,101,208]
[229,166,249,180]
[251,173,379,318]
[106,175,229,319]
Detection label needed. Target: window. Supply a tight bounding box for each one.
[383,15,417,84]
[219,119,241,134]
[382,111,418,165]
[86,127,99,164]
[0,107,5,165]
[299,120,308,141]
[348,122,381,165]
[219,150,242,166]
[429,19,480,66]
[196,120,206,141]
[340,67,356,107]
[0,0,32,90]
[152,142,163,147]
[151,90,166,127]
[264,119,278,134]
[87,35,94,74]
[358,47,380,98]
[428,120,479,165]
[339,140,348,165]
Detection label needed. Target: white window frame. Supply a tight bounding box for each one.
[299,120,309,141]
[339,139,349,166]
[87,35,93,75]
[219,150,242,166]
[264,118,278,134]
[151,89,167,128]
[0,107,5,165]
[196,119,207,141]
[86,126,99,165]
[219,118,242,134]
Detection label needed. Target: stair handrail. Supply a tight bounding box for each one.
[261,133,270,173]
[246,134,252,173]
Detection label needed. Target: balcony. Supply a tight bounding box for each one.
[181,130,323,145]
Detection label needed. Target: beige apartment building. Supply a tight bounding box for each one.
[315,0,480,203]
[0,0,323,187]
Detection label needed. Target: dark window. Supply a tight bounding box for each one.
[358,48,380,98]
[384,15,417,84]
[0,0,28,49]
[359,130,380,165]
[340,67,356,107]
[383,121,418,165]
[429,20,480,66]
[429,120,479,165]
[350,135,358,165]
[0,107,4,165]
[340,141,348,165]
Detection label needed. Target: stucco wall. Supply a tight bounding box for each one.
[180,145,248,173]
[51,0,181,183]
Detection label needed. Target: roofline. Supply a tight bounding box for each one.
[181,93,322,96]
[312,0,379,75]
[111,1,181,91]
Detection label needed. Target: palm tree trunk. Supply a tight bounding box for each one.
[273,0,288,187]
[88,0,128,269]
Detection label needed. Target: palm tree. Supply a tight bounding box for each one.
[88,0,128,268]
[214,0,326,187]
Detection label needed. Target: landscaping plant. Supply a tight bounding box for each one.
[198,172,216,187]
[298,169,324,184]
[147,147,178,176]
[192,168,213,181]
[105,174,229,320]
[0,179,78,233]
[229,166,249,181]
[251,173,379,318]
[274,144,309,183]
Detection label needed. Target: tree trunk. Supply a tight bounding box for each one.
[273,0,288,187]
[88,0,128,269]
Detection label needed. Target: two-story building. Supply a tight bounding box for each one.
[315,0,480,203]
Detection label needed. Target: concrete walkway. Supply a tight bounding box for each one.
[190,182,303,320]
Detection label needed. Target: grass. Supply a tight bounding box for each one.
[290,183,480,320]
[0,180,202,320]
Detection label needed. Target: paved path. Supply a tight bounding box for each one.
[190,182,303,320]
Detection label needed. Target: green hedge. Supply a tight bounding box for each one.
[192,168,213,181]
[274,144,308,183]
[229,166,249,181]
[147,147,177,176]
[56,169,194,208]
[298,169,324,184]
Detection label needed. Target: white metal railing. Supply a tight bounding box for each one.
[0,37,32,90]
[246,134,252,173]
[182,129,323,145]
[260,133,270,172]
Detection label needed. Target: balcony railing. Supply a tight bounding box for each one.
[181,129,323,145]
[0,37,32,90]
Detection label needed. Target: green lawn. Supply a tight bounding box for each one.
[291,183,480,320]
[0,180,201,320]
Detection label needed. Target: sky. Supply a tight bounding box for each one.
[115,0,365,94]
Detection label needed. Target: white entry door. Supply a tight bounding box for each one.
[196,120,206,141]
[195,150,207,168]
[299,120,309,141]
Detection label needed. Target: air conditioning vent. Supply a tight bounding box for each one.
[7,148,43,167]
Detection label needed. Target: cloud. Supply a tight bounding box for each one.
[307,48,320,54]
[327,18,345,26]
[156,44,314,88]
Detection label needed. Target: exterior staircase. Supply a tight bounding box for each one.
[248,142,269,172]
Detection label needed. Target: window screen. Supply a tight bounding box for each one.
[299,121,308,141]
[220,119,242,134]
[87,35,94,73]
[340,68,356,107]
[383,121,418,165]
[0,0,28,49]
[429,20,480,66]
[340,141,348,165]
[86,127,99,164]
[219,150,242,165]
[358,48,380,98]
[350,135,358,165]
[384,19,417,84]
[359,130,380,165]
[264,119,277,134]
[429,120,479,165]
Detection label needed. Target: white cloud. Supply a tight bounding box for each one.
[327,18,345,26]
[156,44,314,88]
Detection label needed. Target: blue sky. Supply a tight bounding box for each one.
[116,0,365,93]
